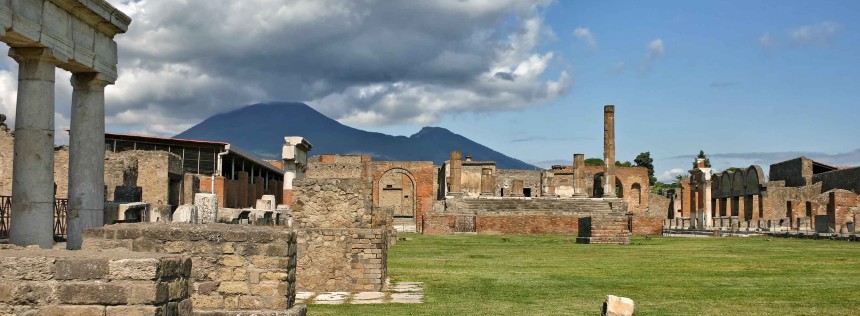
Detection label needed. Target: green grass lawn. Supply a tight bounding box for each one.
[309,235,860,315]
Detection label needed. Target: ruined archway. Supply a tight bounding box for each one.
[376,168,418,231]
[631,183,642,206]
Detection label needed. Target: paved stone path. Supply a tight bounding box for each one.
[297,281,424,305]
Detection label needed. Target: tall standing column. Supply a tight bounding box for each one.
[602,105,617,198]
[67,73,110,250]
[8,48,57,248]
[573,154,587,197]
[448,151,462,196]
[703,180,713,229]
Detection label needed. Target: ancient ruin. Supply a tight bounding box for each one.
[664,156,860,238]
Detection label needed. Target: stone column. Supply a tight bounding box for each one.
[66,73,110,250]
[703,180,713,229]
[751,195,760,220]
[544,172,556,197]
[480,167,494,196]
[9,48,57,248]
[573,154,587,197]
[511,180,524,197]
[448,151,462,196]
[602,105,617,198]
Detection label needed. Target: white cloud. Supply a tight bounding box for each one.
[657,168,687,182]
[572,27,597,50]
[610,61,626,74]
[759,32,774,48]
[791,21,840,46]
[640,39,665,73]
[90,0,567,135]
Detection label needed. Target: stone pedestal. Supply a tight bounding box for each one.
[194,193,218,224]
[256,194,277,211]
[67,73,110,250]
[8,48,57,248]
[171,205,198,224]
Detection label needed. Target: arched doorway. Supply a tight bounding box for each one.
[376,168,418,232]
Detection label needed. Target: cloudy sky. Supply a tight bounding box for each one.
[0,0,858,181]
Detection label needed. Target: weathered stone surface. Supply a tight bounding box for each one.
[602,295,635,316]
[109,258,160,280]
[194,193,219,224]
[172,205,199,224]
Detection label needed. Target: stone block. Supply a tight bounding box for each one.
[54,258,108,280]
[127,282,168,305]
[105,305,160,316]
[0,256,55,280]
[172,205,198,224]
[109,258,160,280]
[40,305,106,316]
[194,193,219,224]
[602,295,634,316]
[56,283,128,305]
[218,282,249,294]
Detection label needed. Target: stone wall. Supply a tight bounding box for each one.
[135,151,182,205]
[295,228,387,292]
[495,169,542,197]
[813,167,860,194]
[0,129,12,196]
[0,247,191,315]
[369,161,437,231]
[82,223,302,314]
[629,215,663,235]
[292,178,373,229]
[647,193,670,217]
[105,151,139,202]
[769,157,810,187]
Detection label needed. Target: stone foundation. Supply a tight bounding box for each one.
[82,223,304,315]
[0,248,191,315]
[296,228,388,292]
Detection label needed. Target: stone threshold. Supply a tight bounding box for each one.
[297,281,424,305]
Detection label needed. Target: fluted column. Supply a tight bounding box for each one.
[66,73,110,250]
[602,105,617,198]
[8,48,58,248]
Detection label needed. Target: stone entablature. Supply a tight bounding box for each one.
[0,0,130,81]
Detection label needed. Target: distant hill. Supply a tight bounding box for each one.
[174,102,538,169]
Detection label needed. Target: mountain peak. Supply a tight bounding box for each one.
[174,102,538,169]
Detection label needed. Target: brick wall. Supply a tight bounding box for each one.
[0,247,191,315]
[630,215,663,235]
[82,223,302,314]
[295,228,387,292]
[476,214,580,235]
[422,214,456,234]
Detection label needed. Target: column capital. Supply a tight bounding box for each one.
[71,72,113,90]
[8,47,67,65]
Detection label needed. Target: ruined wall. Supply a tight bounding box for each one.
[0,129,12,196]
[769,157,810,187]
[296,228,387,292]
[0,248,191,315]
[370,161,436,231]
[476,213,581,235]
[292,178,373,229]
[812,167,860,194]
[460,162,495,197]
[828,190,858,232]
[583,166,650,213]
[306,161,365,179]
[105,151,139,202]
[134,151,182,205]
[495,169,542,197]
[82,223,301,313]
[648,193,671,217]
[630,215,663,235]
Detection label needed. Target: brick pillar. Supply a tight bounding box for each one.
[237,171,249,208]
[448,151,462,196]
[511,180,524,197]
[737,196,746,220]
[602,105,616,198]
[751,195,760,220]
[714,198,721,218]
[213,176,226,208]
[254,176,264,204]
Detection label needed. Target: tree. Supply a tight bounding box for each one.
[634,152,656,185]
[694,150,711,168]
[616,161,632,167]
[584,158,604,166]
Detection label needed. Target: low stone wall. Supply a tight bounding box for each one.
[296,228,387,292]
[82,223,304,315]
[476,213,581,235]
[0,248,191,315]
[422,214,456,234]
[629,215,663,235]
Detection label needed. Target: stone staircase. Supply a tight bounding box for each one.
[576,215,630,245]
